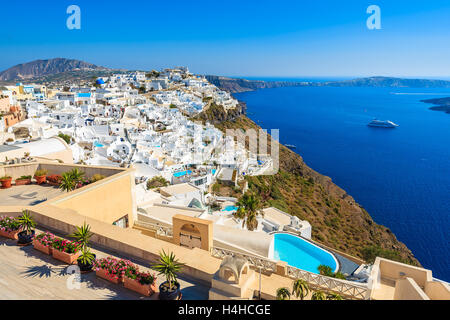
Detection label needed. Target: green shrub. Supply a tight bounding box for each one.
[34,169,48,177]
[58,133,72,144]
[146,176,169,190]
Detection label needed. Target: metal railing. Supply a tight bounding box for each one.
[210,246,278,273]
[134,220,173,237]
[286,265,369,300]
[210,246,368,300]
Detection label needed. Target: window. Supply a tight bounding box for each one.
[113,215,129,228]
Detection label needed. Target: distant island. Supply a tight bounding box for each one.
[421,97,450,114]
[206,75,450,93]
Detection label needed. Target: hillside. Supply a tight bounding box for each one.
[323,76,450,88]
[205,75,306,93]
[421,97,450,114]
[194,104,420,266]
[0,58,108,81]
[205,75,450,93]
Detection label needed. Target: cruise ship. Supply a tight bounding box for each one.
[368,119,399,128]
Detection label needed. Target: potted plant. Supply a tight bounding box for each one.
[33,231,56,255]
[69,168,85,189]
[276,287,291,300]
[123,263,157,297]
[51,238,82,264]
[0,176,13,189]
[151,249,184,300]
[69,222,96,272]
[292,279,310,300]
[93,257,129,284]
[17,210,36,245]
[46,174,62,186]
[311,290,327,300]
[77,247,96,273]
[59,172,75,192]
[15,175,32,186]
[0,216,21,239]
[34,169,48,184]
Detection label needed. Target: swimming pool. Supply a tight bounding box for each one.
[93,141,104,148]
[272,233,338,274]
[173,170,192,178]
[221,205,238,212]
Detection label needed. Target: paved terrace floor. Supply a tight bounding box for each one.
[0,184,64,206]
[0,234,209,300]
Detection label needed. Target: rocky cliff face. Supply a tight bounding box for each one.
[0,58,107,81]
[205,75,450,93]
[205,75,305,93]
[421,97,450,114]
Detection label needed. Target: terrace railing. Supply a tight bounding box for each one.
[134,220,173,237]
[286,265,369,300]
[210,246,368,300]
[210,246,278,273]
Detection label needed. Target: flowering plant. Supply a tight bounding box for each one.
[93,257,134,280]
[118,259,157,285]
[52,237,82,254]
[124,262,140,280]
[34,232,56,247]
[136,271,156,285]
[0,216,21,232]
[47,174,62,184]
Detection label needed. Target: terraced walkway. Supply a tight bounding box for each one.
[0,236,209,300]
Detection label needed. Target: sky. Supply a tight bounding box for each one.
[1,0,450,78]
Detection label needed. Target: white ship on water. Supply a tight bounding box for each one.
[368,119,399,128]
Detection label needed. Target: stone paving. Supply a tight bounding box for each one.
[0,184,64,206]
[0,236,209,300]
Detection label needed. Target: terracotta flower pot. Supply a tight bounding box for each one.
[33,239,53,255]
[96,268,123,284]
[15,179,31,186]
[34,175,47,185]
[124,277,156,297]
[0,229,21,240]
[47,181,60,186]
[52,249,80,264]
[0,177,12,189]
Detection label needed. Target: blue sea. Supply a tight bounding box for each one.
[235,85,450,281]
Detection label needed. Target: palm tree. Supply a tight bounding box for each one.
[68,168,85,182]
[151,249,185,291]
[327,292,343,300]
[311,290,327,300]
[59,172,75,192]
[78,247,95,265]
[292,279,310,300]
[17,210,35,235]
[69,222,92,250]
[276,287,291,300]
[234,192,264,231]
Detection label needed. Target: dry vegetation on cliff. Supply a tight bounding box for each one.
[194,103,419,266]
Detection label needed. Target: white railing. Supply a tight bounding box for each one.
[134,220,173,237]
[287,265,369,300]
[210,246,277,273]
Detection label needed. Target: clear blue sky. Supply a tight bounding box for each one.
[1,0,450,77]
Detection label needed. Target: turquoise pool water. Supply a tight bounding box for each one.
[173,170,192,178]
[221,205,238,212]
[273,233,338,274]
[93,141,104,147]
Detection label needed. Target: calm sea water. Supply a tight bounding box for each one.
[235,86,450,281]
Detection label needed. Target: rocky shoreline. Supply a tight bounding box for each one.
[421,97,450,114]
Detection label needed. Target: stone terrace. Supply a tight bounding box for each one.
[0,184,64,206]
[0,231,209,300]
